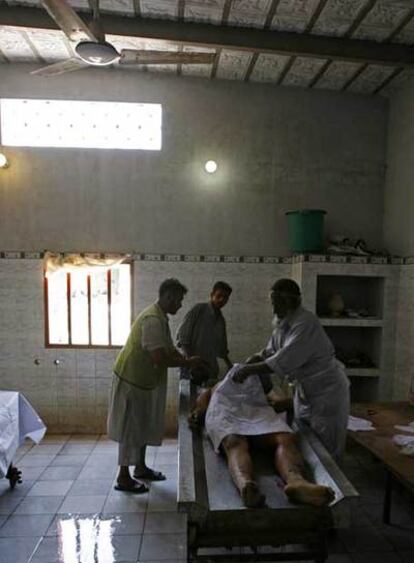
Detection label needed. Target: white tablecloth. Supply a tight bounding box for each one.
[205,367,293,452]
[0,391,46,478]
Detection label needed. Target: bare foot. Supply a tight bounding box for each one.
[241,481,266,508]
[284,481,335,507]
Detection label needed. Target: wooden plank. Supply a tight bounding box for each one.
[203,417,357,522]
[203,433,245,511]
[177,379,196,508]
[1,6,414,68]
[296,421,359,527]
[349,402,414,492]
[120,50,215,65]
[40,0,98,42]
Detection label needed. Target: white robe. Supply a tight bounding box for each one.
[107,307,171,451]
[107,373,167,448]
[262,307,350,459]
[205,366,292,452]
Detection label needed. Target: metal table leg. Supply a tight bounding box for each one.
[5,464,22,490]
[383,470,392,524]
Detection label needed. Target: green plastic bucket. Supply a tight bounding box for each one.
[285,209,326,253]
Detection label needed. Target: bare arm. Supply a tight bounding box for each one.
[142,316,202,370]
[188,385,216,429]
[233,361,273,383]
[266,390,294,413]
[245,353,264,364]
[149,348,202,369]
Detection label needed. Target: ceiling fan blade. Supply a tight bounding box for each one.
[30,57,88,77]
[119,50,216,66]
[41,0,98,42]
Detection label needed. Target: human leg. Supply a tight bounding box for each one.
[221,434,265,508]
[254,433,335,506]
[133,445,166,481]
[115,443,149,493]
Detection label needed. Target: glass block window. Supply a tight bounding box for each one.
[0,98,162,150]
[45,264,132,347]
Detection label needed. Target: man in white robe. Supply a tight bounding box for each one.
[233,279,350,461]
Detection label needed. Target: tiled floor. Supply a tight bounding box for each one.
[0,435,185,563]
[0,436,413,562]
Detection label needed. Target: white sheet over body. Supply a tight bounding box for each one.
[0,391,46,478]
[205,366,292,452]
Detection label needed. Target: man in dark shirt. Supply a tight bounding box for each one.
[177,281,233,385]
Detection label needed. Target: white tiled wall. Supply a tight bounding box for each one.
[0,258,290,434]
[0,256,410,435]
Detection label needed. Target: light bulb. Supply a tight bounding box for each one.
[205,160,217,174]
[0,153,9,169]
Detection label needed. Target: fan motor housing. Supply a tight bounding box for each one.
[75,41,119,66]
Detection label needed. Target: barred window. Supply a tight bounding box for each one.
[45,264,132,347]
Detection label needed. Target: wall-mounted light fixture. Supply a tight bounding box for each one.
[0,151,9,169]
[205,160,218,174]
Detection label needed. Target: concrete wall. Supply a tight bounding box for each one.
[0,64,387,255]
[384,80,414,257]
[383,80,414,400]
[393,263,414,400]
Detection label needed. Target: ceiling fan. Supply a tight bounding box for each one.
[32,0,216,76]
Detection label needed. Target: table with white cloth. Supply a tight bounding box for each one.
[0,391,46,482]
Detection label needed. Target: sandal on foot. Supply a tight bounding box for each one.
[133,468,166,481]
[114,481,149,494]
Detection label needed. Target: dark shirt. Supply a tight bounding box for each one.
[177,302,229,378]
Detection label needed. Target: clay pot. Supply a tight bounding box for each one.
[328,293,345,317]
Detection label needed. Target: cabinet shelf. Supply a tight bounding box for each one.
[319,317,383,328]
[316,275,384,319]
[295,264,395,402]
[346,368,380,378]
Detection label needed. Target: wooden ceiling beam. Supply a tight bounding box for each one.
[309,0,378,89]
[1,5,414,68]
[243,0,283,82]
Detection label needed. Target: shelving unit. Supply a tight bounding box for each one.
[292,258,399,401]
[316,275,385,319]
[319,318,383,328]
[345,368,380,378]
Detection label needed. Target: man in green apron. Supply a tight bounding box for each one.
[108,278,202,493]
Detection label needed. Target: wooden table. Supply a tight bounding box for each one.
[349,402,414,524]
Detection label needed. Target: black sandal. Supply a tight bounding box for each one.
[133,468,166,481]
[114,481,149,494]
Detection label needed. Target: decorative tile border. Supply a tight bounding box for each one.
[184,255,202,262]
[327,255,348,264]
[0,251,408,265]
[296,253,403,265]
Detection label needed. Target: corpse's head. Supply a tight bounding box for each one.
[158,278,188,315]
[270,279,301,319]
[210,281,232,310]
